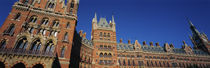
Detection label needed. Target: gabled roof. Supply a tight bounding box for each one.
[97,18,110,28]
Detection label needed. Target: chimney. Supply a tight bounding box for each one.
[156,42,160,47]
[128,40,131,44]
[150,42,153,47]
[120,38,123,43]
[170,44,174,48]
[143,41,146,46]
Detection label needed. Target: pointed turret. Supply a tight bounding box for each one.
[92,12,97,23]
[112,15,115,24]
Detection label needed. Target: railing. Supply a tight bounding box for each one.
[0,48,55,57]
[98,48,113,51]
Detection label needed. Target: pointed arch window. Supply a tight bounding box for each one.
[41,18,49,25]
[104,53,107,57]
[118,60,121,65]
[0,39,6,49]
[30,39,41,51]
[63,32,69,41]
[99,53,103,57]
[108,53,112,57]
[47,2,55,9]
[60,46,65,57]
[70,0,75,8]
[4,24,15,35]
[14,13,21,20]
[44,40,54,52]
[52,20,60,27]
[29,15,38,23]
[15,37,28,49]
[66,22,70,28]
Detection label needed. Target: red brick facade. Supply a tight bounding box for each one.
[0,0,210,68]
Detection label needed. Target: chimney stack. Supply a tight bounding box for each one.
[128,40,131,44]
[143,41,146,46]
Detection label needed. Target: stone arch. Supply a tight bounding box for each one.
[32,63,44,68]
[0,61,5,68]
[52,19,60,27]
[29,15,38,23]
[12,62,26,68]
[99,52,103,57]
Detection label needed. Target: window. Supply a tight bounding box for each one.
[99,32,102,37]
[60,47,65,57]
[44,40,54,52]
[104,53,107,57]
[66,22,70,28]
[99,53,103,57]
[118,60,121,65]
[14,13,21,20]
[29,15,38,23]
[108,53,112,57]
[41,18,49,25]
[133,60,135,66]
[104,33,106,37]
[29,27,34,33]
[63,32,68,41]
[23,0,29,4]
[107,33,110,37]
[15,37,28,49]
[0,39,6,49]
[70,1,74,8]
[47,2,55,9]
[52,20,59,27]
[30,39,41,51]
[4,24,15,35]
[123,59,126,66]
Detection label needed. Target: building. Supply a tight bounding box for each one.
[0,0,210,68]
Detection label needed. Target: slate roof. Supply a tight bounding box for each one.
[97,18,110,28]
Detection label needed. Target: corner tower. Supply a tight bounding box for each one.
[91,13,118,68]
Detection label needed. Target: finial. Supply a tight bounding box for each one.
[186,17,194,27]
[183,40,186,45]
[112,15,115,24]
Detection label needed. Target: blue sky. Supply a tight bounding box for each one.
[0,0,210,48]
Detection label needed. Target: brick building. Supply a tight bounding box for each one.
[0,0,210,68]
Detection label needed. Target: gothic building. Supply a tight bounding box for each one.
[0,0,210,68]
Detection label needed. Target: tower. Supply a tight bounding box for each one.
[0,0,79,68]
[91,13,118,68]
[188,19,210,54]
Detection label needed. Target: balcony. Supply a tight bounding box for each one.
[0,48,55,58]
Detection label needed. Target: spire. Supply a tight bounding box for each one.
[186,17,194,27]
[112,15,115,24]
[92,12,97,23]
[186,17,200,36]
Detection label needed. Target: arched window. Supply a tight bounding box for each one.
[29,15,38,23]
[133,60,135,66]
[118,60,121,65]
[60,47,65,57]
[52,20,59,27]
[107,33,110,37]
[104,33,106,37]
[15,37,28,49]
[30,39,41,51]
[63,32,68,41]
[128,60,131,66]
[99,32,102,37]
[14,13,21,20]
[123,59,126,66]
[28,27,34,33]
[70,0,74,8]
[44,40,54,52]
[0,39,6,49]
[66,22,70,28]
[12,62,26,68]
[4,24,15,35]
[99,53,103,57]
[104,53,107,57]
[41,18,49,25]
[47,2,55,8]
[108,53,112,57]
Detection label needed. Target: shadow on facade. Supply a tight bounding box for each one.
[69,30,82,68]
[52,53,61,68]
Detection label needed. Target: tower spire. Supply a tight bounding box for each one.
[92,12,97,23]
[112,15,115,24]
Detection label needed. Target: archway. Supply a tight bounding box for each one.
[32,64,44,68]
[12,63,25,68]
[0,61,5,68]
